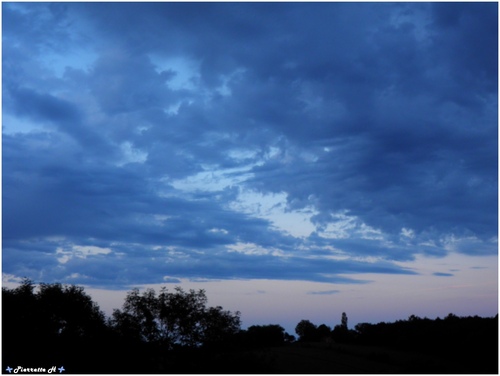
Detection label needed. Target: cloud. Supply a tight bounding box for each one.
[7,87,82,124]
[433,272,454,277]
[3,3,497,289]
[307,290,341,295]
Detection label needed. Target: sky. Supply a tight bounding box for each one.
[2,2,498,333]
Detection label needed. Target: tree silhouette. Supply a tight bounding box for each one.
[37,282,107,340]
[317,324,332,340]
[244,324,289,347]
[341,312,348,329]
[332,312,353,343]
[2,279,110,372]
[4,280,497,373]
[295,319,318,342]
[110,286,241,349]
[202,305,244,348]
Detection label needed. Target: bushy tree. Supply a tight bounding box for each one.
[3,279,106,341]
[317,323,332,339]
[37,282,107,339]
[2,278,37,333]
[201,305,243,348]
[295,319,318,342]
[245,324,288,346]
[110,286,240,349]
[2,279,109,371]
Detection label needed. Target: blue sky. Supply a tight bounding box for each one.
[2,2,498,331]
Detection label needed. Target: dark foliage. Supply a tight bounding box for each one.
[295,319,336,342]
[295,319,320,342]
[352,313,498,373]
[238,324,292,347]
[2,281,497,373]
[331,312,356,343]
[2,278,115,373]
[316,324,332,339]
[110,286,241,350]
[341,312,348,329]
[2,281,242,373]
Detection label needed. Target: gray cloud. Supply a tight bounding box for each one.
[433,272,454,277]
[3,2,497,288]
[307,290,341,295]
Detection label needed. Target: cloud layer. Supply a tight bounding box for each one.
[3,2,497,288]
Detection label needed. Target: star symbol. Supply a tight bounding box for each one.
[58,366,65,373]
[5,366,13,373]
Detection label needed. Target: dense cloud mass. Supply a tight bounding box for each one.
[3,3,497,288]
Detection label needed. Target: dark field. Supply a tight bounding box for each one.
[163,341,496,374]
[210,343,477,374]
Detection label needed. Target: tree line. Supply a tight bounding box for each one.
[2,279,498,373]
[292,312,497,373]
[3,279,294,373]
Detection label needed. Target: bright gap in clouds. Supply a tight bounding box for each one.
[168,157,318,238]
[168,160,407,242]
[229,189,317,238]
[148,54,201,91]
[44,48,98,78]
[169,164,253,193]
[3,114,45,135]
[117,141,148,166]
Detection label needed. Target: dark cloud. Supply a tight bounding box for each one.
[3,2,497,288]
[87,51,176,116]
[3,131,280,250]
[431,2,498,94]
[7,87,81,124]
[2,236,415,289]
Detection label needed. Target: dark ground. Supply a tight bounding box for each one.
[158,341,497,374]
[2,337,497,374]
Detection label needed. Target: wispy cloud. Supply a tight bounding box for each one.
[433,272,454,277]
[307,290,341,295]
